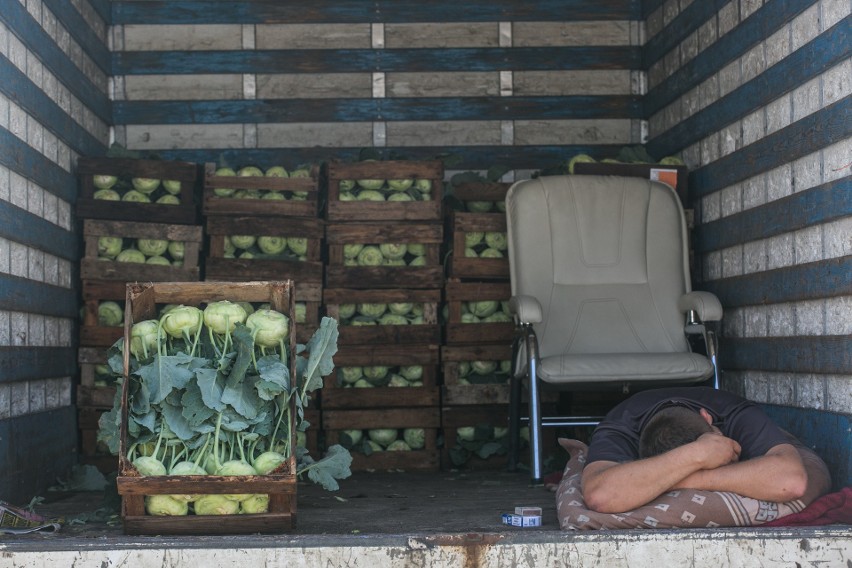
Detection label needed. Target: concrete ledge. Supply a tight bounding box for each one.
[1,527,849,567]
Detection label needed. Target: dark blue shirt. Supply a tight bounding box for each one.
[587,387,793,464]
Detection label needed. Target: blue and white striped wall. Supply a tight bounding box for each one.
[0,0,110,500]
[643,0,850,486]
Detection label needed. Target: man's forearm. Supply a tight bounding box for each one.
[673,444,808,502]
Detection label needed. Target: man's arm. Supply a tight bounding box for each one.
[673,443,808,502]
[581,432,742,513]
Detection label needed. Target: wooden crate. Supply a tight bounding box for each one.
[321,344,440,409]
[116,281,298,535]
[325,222,444,289]
[448,212,509,280]
[77,346,117,408]
[444,280,514,345]
[324,288,441,345]
[451,181,510,208]
[572,163,689,204]
[79,280,127,347]
[80,220,202,282]
[203,163,321,218]
[204,215,324,284]
[78,407,118,474]
[441,404,511,471]
[326,160,443,222]
[441,344,560,406]
[324,407,440,471]
[76,157,200,225]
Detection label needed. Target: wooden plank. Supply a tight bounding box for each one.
[694,178,852,254]
[0,274,79,319]
[111,1,640,25]
[0,200,79,261]
[644,0,815,117]
[113,46,641,75]
[0,347,77,383]
[114,95,642,124]
[689,98,851,201]
[0,128,80,205]
[702,257,852,308]
[647,17,851,159]
[720,336,852,374]
[0,0,111,123]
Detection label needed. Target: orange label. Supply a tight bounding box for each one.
[650,168,679,190]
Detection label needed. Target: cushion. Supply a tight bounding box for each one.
[555,438,831,530]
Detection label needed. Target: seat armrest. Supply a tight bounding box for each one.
[679,291,723,322]
[509,295,543,324]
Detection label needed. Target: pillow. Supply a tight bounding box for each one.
[555,438,831,530]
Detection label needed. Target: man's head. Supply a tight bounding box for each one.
[639,406,715,459]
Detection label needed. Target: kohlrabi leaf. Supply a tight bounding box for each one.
[161,398,195,441]
[137,353,196,405]
[181,382,216,428]
[195,367,226,412]
[297,444,352,491]
[255,355,290,400]
[298,317,339,395]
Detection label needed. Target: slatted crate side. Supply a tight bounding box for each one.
[321,344,440,409]
[117,281,298,535]
[444,280,514,345]
[80,220,202,282]
[323,407,441,472]
[325,222,444,289]
[324,288,442,345]
[202,162,321,218]
[204,215,325,283]
[448,211,510,280]
[326,160,444,222]
[441,344,514,406]
[80,279,128,347]
[440,404,511,471]
[451,181,511,205]
[77,347,117,408]
[76,157,200,225]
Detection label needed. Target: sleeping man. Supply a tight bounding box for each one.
[580,386,832,514]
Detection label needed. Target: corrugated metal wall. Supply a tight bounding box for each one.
[109,0,646,174]
[0,0,110,499]
[642,0,850,483]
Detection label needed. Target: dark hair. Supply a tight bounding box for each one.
[639,406,714,459]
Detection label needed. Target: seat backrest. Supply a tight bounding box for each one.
[506,175,692,358]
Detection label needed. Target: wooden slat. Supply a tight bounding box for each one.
[42,0,111,74]
[694,178,852,254]
[0,274,79,319]
[689,97,851,202]
[0,347,77,383]
[720,336,852,374]
[111,0,641,25]
[0,128,80,204]
[642,0,724,68]
[114,95,642,124]
[0,200,79,261]
[701,257,852,308]
[113,46,641,75]
[647,17,851,159]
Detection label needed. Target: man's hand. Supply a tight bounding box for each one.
[691,432,741,469]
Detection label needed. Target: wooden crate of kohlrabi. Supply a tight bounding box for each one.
[111,281,308,535]
[76,157,199,224]
[325,159,443,222]
[203,163,321,218]
[443,280,514,345]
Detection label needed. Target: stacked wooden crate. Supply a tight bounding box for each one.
[75,157,202,472]
[202,162,324,344]
[322,160,445,471]
[441,181,520,470]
